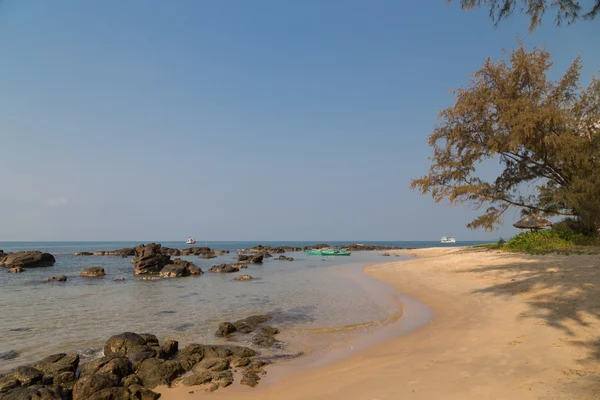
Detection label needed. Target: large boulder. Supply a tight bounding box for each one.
[135,358,183,389]
[80,267,105,277]
[0,251,55,268]
[133,244,171,275]
[237,254,263,264]
[103,332,149,358]
[208,264,240,273]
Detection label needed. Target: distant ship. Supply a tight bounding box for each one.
[186,237,197,245]
[440,237,456,243]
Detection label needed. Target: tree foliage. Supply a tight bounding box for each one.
[410,41,600,233]
[452,0,600,31]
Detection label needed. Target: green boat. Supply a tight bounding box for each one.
[305,248,351,256]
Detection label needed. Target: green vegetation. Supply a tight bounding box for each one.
[478,224,600,254]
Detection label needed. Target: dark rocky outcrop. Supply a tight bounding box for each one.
[133,244,171,275]
[215,314,279,348]
[208,264,240,273]
[237,254,263,264]
[0,251,55,269]
[1,329,273,398]
[199,251,217,259]
[45,275,68,282]
[74,252,93,256]
[80,267,105,277]
[7,267,24,273]
[234,274,253,281]
[238,245,302,255]
[213,250,229,256]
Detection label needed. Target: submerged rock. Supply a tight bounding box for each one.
[45,275,68,282]
[0,251,55,269]
[80,267,105,277]
[234,274,253,281]
[0,350,19,361]
[237,254,264,264]
[7,267,25,273]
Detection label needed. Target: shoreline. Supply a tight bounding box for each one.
[159,246,600,399]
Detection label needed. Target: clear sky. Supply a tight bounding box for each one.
[0,1,598,241]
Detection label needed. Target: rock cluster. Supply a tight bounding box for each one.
[0,331,270,398]
[0,251,56,269]
[159,259,203,278]
[132,244,203,278]
[276,255,294,261]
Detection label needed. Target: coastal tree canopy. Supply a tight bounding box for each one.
[452,0,600,31]
[410,41,600,233]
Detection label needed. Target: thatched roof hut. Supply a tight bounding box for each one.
[513,214,553,231]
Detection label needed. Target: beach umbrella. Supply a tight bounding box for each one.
[513,214,553,231]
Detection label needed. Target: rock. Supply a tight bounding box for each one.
[237,254,263,264]
[240,373,261,387]
[381,252,391,256]
[179,371,212,386]
[159,263,190,278]
[33,353,79,383]
[0,350,19,361]
[133,243,171,275]
[160,247,181,256]
[260,326,280,335]
[0,251,55,268]
[193,358,229,373]
[120,374,142,387]
[0,375,19,393]
[0,385,63,399]
[234,274,253,281]
[91,248,135,257]
[212,370,234,388]
[139,277,160,281]
[253,333,280,348]
[7,267,25,273]
[159,258,202,277]
[45,275,67,282]
[135,358,183,388]
[138,333,159,346]
[72,372,120,400]
[181,247,211,256]
[7,366,43,387]
[215,322,237,337]
[113,277,126,281]
[208,264,239,273]
[199,251,217,259]
[161,340,178,359]
[213,250,229,256]
[232,314,272,333]
[103,332,148,358]
[128,384,161,400]
[74,252,93,256]
[276,255,289,260]
[80,267,105,277]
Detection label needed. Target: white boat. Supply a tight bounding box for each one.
[186,237,197,245]
[440,237,456,243]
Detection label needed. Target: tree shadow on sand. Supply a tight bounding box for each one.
[454,249,600,393]
[455,250,600,359]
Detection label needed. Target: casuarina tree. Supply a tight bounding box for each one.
[411,40,600,234]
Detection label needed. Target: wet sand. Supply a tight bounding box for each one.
[159,247,600,399]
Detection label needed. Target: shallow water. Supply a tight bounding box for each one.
[0,241,482,372]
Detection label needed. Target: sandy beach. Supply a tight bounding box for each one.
[158,247,600,400]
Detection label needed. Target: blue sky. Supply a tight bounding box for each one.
[0,1,598,241]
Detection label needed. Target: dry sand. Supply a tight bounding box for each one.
[158,247,600,399]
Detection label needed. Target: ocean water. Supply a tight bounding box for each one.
[0,241,484,372]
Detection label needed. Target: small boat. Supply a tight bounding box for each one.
[306,248,351,256]
[186,237,197,245]
[440,237,456,243]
